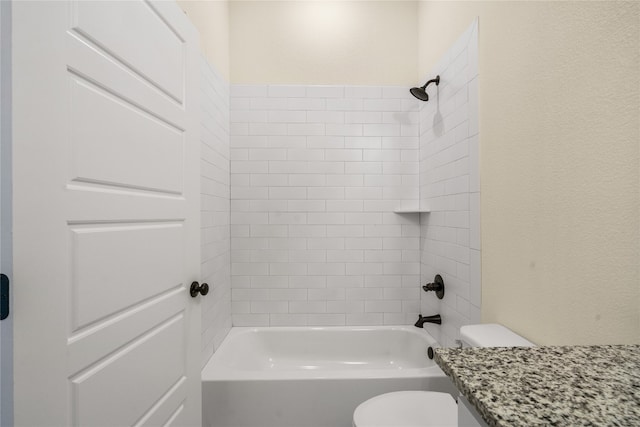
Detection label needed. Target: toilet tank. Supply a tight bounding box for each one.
[460,324,535,347]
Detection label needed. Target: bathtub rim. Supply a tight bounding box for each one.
[201,325,445,381]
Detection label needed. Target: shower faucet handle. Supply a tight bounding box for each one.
[422,274,445,299]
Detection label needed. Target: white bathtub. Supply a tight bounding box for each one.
[201,326,456,427]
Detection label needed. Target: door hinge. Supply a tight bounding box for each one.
[0,274,8,320]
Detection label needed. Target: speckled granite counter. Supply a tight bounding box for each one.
[434,345,640,426]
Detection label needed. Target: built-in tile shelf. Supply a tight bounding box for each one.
[393,208,430,214]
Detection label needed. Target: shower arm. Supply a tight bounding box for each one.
[420,76,440,90]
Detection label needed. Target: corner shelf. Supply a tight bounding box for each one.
[393,208,431,214]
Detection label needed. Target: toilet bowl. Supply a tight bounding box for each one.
[352,391,456,427]
[352,324,535,427]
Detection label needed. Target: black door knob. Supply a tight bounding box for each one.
[190,281,209,297]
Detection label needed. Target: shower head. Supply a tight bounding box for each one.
[410,86,430,101]
[410,75,440,101]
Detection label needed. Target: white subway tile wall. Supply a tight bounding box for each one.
[201,58,232,366]
[419,19,480,347]
[230,84,421,326]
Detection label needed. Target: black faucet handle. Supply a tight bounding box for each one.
[422,274,445,299]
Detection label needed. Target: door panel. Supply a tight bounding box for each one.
[67,289,184,374]
[71,315,185,427]
[70,222,184,331]
[70,77,184,194]
[73,0,185,102]
[67,32,184,131]
[13,1,201,425]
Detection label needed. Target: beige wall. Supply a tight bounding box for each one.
[418,1,639,345]
[178,0,230,81]
[229,1,418,85]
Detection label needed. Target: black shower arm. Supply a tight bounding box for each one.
[421,76,440,90]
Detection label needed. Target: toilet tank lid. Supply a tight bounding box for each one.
[460,324,535,347]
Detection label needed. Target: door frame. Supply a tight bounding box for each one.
[0,0,13,425]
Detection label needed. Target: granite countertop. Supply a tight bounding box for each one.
[434,345,640,426]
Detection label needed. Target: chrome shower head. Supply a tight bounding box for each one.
[410,75,440,101]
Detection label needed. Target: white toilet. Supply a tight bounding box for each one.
[352,324,535,427]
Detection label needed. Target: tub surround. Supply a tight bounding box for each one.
[418,18,480,348]
[229,84,422,328]
[200,57,232,366]
[434,345,640,426]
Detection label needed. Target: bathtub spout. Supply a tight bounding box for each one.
[414,314,441,328]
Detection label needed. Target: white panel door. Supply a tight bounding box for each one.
[12,1,202,425]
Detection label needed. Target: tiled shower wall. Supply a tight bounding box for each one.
[419,20,480,347]
[200,58,232,365]
[229,86,423,326]
[203,26,479,344]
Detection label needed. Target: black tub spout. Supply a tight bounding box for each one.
[414,314,442,328]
